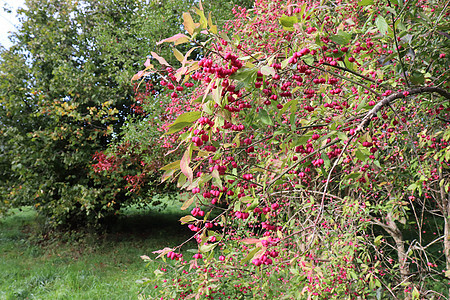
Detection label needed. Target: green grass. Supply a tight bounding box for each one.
[0,202,195,300]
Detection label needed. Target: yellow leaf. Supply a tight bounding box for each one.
[207,12,217,34]
[173,48,184,63]
[183,12,195,35]
[181,196,195,210]
[180,215,197,224]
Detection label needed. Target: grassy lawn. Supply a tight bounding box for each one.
[0,201,195,300]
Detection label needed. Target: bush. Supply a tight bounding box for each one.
[133,0,450,298]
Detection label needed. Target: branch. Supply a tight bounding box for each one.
[317,135,356,222]
[437,116,450,123]
[356,87,450,133]
[322,62,377,84]
[306,63,382,99]
[388,2,410,88]
[265,139,341,191]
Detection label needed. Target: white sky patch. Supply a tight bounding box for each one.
[0,0,26,49]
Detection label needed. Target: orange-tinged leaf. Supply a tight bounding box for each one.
[151,51,170,66]
[152,247,173,259]
[189,259,199,271]
[180,147,193,183]
[157,33,190,45]
[241,238,261,244]
[131,70,145,82]
[188,62,200,73]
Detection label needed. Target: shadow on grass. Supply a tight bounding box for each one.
[0,202,197,299]
[109,206,191,238]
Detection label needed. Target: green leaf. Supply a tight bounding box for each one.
[295,133,312,146]
[410,71,425,85]
[279,15,298,29]
[302,54,314,65]
[194,7,208,30]
[344,55,355,71]
[212,84,223,105]
[230,67,257,89]
[165,122,192,135]
[355,150,368,162]
[170,111,202,128]
[280,99,297,114]
[321,153,331,169]
[385,7,397,15]
[358,0,374,6]
[346,172,362,180]
[330,30,351,45]
[199,242,217,253]
[241,246,262,264]
[337,131,348,141]
[219,32,231,42]
[375,15,389,35]
[259,109,273,125]
[229,67,257,81]
[374,235,383,246]
[211,169,223,190]
[407,183,417,191]
[338,30,351,43]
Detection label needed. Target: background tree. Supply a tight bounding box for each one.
[0,0,253,228]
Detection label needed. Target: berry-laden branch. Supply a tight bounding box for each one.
[356,87,450,133]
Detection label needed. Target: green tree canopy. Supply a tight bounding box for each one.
[0,0,253,228]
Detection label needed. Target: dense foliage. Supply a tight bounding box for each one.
[0,0,253,228]
[130,0,450,299]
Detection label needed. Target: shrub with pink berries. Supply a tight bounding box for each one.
[133,0,450,299]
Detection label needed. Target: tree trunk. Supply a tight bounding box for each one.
[438,170,450,297]
[378,212,412,300]
[444,215,450,297]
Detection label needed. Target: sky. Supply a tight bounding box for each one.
[0,0,26,48]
